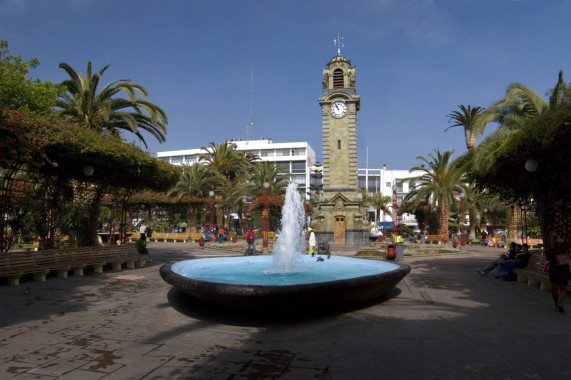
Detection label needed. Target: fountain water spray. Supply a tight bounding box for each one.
[269,182,307,272]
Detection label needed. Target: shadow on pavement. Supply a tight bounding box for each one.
[165,286,402,327]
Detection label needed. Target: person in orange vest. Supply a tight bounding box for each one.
[244,229,256,256]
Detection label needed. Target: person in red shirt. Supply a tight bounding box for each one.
[244,229,256,256]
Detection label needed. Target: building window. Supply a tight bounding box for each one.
[276,149,290,157]
[291,161,305,173]
[291,148,305,156]
[277,162,289,172]
[386,182,391,188]
[293,174,306,185]
[333,69,344,88]
[338,140,341,149]
[261,150,274,157]
[184,155,197,163]
[171,156,183,164]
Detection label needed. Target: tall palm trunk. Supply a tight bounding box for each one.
[438,195,449,244]
[186,205,198,237]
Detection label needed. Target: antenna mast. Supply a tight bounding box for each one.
[247,65,254,140]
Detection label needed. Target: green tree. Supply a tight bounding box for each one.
[249,161,291,197]
[169,163,221,233]
[198,141,258,181]
[371,192,392,224]
[55,61,167,148]
[198,141,259,227]
[445,105,486,152]
[0,39,58,113]
[403,149,467,244]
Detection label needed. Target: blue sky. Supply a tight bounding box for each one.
[2,0,570,169]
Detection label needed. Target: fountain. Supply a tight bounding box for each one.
[160,183,410,311]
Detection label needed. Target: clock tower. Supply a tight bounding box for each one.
[312,36,369,245]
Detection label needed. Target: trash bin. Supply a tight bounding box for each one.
[420,235,426,244]
[395,243,404,261]
[386,244,396,260]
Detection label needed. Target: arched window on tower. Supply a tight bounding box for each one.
[333,69,344,88]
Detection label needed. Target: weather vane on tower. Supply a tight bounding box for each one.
[333,33,344,56]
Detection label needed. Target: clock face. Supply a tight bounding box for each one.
[330,101,347,118]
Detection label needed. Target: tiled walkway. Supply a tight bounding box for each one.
[1,243,569,379]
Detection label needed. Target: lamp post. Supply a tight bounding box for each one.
[391,184,398,241]
[242,196,248,240]
[202,208,206,231]
[521,204,528,245]
[460,193,466,250]
[263,182,270,249]
[209,190,214,242]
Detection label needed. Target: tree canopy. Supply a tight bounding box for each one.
[0,39,58,113]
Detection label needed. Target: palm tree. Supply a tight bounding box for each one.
[446,105,487,241]
[445,105,486,152]
[198,141,258,181]
[168,163,220,234]
[248,161,291,232]
[371,193,392,224]
[249,161,291,196]
[55,61,167,148]
[403,149,467,244]
[198,141,259,228]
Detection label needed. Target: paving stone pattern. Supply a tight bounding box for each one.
[1,243,570,379]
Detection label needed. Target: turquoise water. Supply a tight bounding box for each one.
[171,255,399,286]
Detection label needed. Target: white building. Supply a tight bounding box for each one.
[156,139,316,194]
[357,166,426,228]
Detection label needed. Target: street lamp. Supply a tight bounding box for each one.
[392,184,398,241]
[242,196,248,240]
[525,159,538,172]
[209,190,214,242]
[263,182,270,249]
[460,193,466,250]
[83,165,94,176]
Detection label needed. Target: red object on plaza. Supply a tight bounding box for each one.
[386,244,396,260]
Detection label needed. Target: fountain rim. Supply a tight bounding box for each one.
[160,256,411,295]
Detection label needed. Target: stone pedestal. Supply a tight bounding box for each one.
[312,191,369,245]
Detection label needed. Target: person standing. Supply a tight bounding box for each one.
[139,224,146,241]
[308,227,316,256]
[547,240,570,313]
[145,225,153,241]
[245,229,256,256]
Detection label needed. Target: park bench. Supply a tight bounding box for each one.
[262,231,276,240]
[511,251,567,291]
[524,238,543,248]
[0,244,148,286]
[189,232,204,242]
[425,235,444,244]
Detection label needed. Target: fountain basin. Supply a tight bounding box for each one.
[160,255,410,311]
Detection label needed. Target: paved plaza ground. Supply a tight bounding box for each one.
[1,242,570,379]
